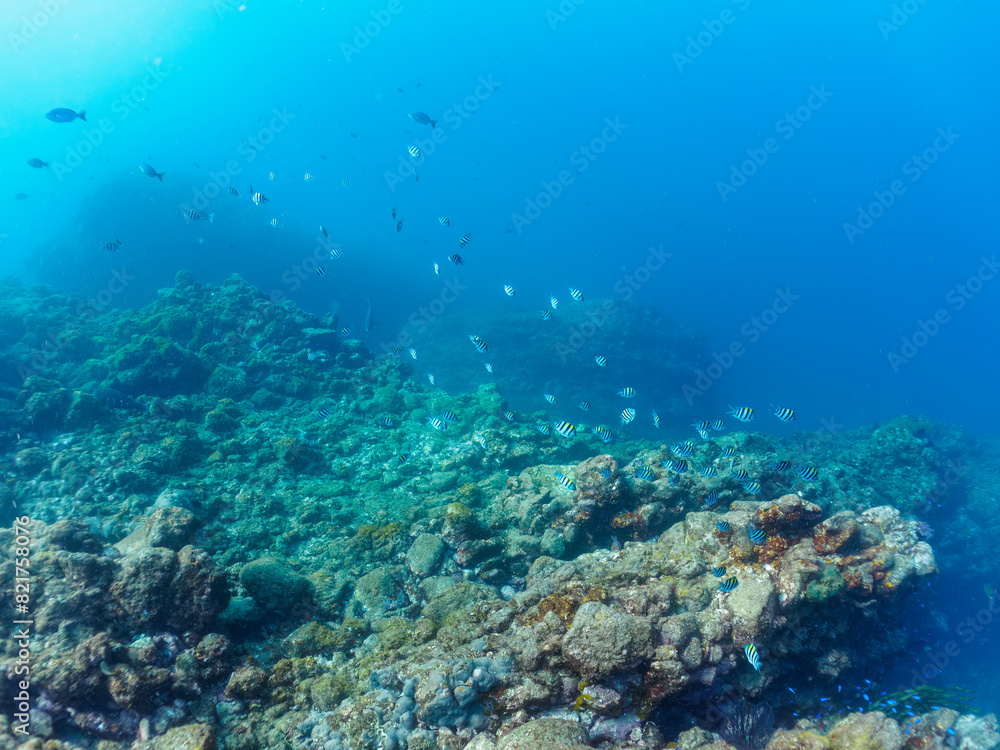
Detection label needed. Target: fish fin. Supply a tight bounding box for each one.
[156,171,163,182]
[78,110,87,121]
[430,119,437,129]
[208,213,215,224]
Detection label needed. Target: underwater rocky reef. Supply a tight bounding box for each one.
[0,274,998,750]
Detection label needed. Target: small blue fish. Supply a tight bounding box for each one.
[46,107,86,122]
[691,420,711,432]
[474,433,487,449]
[664,459,688,473]
[139,162,163,181]
[711,419,725,431]
[504,284,516,298]
[768,459,793,472]
[542,310,553,320]
[409,111,437,128]
[544,393,558,404]
[717,520,731,532]
[743,481,761,494]
[569,286,584,301]
[618,387,636,398]
[712,566,726,577]
[578,400,592,411]
[427,373,436,385]
[702,490,719,506]
[620,408,635,425]
[450,253,465,266]
[459,232,472,247]
[378,416,399,428]
[748,527,767,544]
[469,334,488,353]
[550,295,560,309]
[426,416,447,431]
[651,410,660,429]
[719,577,739,593]
[728,405,756,422]
[732,469,750,481]
[594,355,607,367]
[700,467,717,477]
[600,467,613,479]
[610,535,621,552]
[484,363,494,373]
[745,643,760,671]
[503,410,515,421]
[397,453,409,465]
[536,423,551,435]
[439,410,458,422]
[438,216,450,226]
[720,447,738,458]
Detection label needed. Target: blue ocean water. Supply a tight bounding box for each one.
[3,0,1000,727]
[4,0,998,433]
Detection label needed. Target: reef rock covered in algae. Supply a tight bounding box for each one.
[0,274,994,750]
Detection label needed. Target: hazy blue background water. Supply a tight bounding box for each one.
[2,0,999,718]
[4,0,998,435]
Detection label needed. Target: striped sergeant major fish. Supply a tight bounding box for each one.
[771,405,796,421]
[182,208,214,223]
[592,425,613,443]
[554,472,576,491]
[797,465,819,482]
[553,421,576,438]
[249,183,268,205]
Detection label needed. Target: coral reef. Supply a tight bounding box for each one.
[0,274,996,750]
